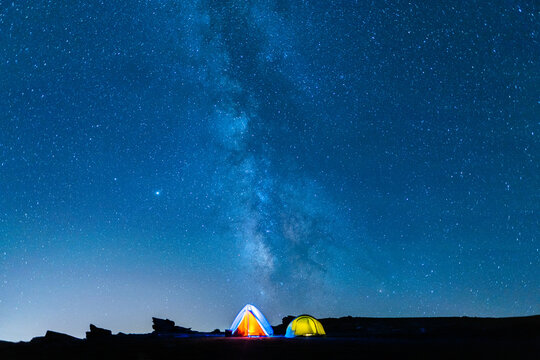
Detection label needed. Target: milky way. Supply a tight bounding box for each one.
[0,1,538,341]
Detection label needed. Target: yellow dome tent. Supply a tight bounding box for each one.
[285,315,326,337]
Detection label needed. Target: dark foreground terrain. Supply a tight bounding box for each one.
[1,315,538,359]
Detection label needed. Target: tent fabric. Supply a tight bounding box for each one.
[230,304,274,337]
[285,315,326,337]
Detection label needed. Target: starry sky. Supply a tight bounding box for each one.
[1,1,539,342]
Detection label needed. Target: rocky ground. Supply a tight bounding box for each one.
[1,315,538,359]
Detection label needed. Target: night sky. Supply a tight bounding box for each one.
[1,1,539,342]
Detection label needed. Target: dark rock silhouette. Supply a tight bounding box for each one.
[29,330,82,345]
[152,317,195,334]
[321,315,540,337]
[86,324,113,340]
[273,315,296,335]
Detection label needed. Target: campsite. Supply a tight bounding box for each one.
[1,307,538,359]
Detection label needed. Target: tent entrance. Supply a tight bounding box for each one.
[236,311,266,336]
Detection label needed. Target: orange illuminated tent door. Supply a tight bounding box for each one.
[235,311,266,336]
[229,304,274,337]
